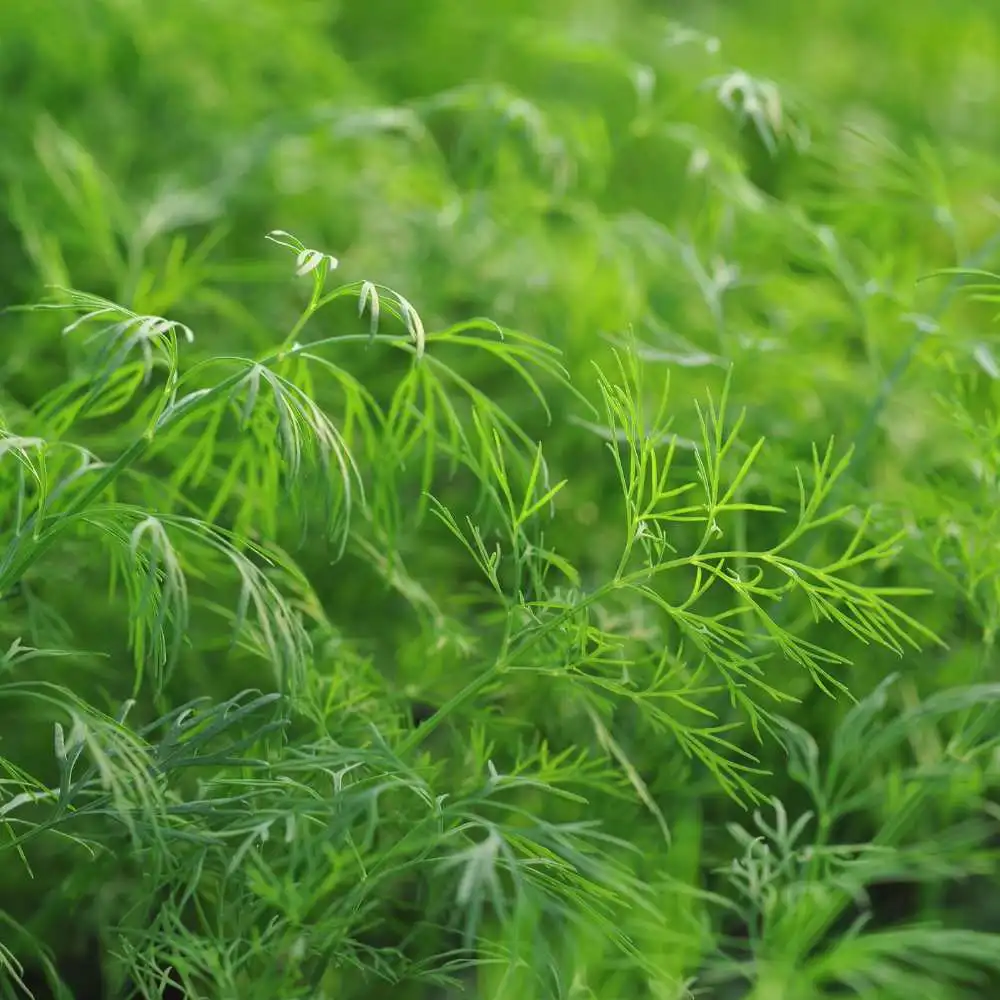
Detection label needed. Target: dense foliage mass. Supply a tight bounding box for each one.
[2,1,1000,998]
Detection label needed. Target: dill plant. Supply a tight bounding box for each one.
[0,225,973,1000]
[2,3,1000,1000]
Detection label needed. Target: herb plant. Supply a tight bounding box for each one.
[2,2,1000,998]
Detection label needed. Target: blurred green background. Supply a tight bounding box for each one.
[2,0,1000,997]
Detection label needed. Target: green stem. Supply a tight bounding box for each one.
[397,662,504,756]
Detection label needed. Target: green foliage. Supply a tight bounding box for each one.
[2,1,1000,998]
